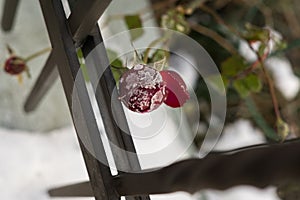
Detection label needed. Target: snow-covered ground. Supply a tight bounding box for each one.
[0,120,280,200]
[0,126,90,200]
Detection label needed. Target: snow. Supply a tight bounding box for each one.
[0,126,91,200]
[0,119,280,200]
[0,0,71,132]
[265,57,300,100]
[214,119,266,150]
[204,186,280,200]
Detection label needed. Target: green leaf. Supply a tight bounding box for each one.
[106,49,123,68]
[146,49,169,70]
[221,55,262,96]
[221,75,229,88]
[124,15,144,41]
[221,55,247,77]
[258,43,267,57]
[77,48,84,59]
[150,49,167,63]
[244,74,262,92]
[233,74,262,97]
[233,79,250,97]
[243,23,269,42]
[106,49,128,83]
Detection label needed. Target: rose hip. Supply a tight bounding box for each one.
[119,64,166,113]
[4,56,26,75]
[160,70,190,108]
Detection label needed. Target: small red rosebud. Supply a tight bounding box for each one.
[119,64,167,113]
[4,56,26,75]
[160,70,190,108]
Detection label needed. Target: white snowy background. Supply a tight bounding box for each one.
[0,0,299,200]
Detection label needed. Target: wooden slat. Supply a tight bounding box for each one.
[24,51,57,112]
[67,0,111,46]
[39,0,118,199]
[1,0,20,31]
[81,27,150,200]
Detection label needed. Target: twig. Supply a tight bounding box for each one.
[24,47,52,62]
[281,1,300,38]
[189,22,239,55]
[233,51,269,80]
[198,4,242,38]
[248,43,281,121]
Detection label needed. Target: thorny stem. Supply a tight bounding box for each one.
[190,22,238,55]
[6,44,13,55]
[262,62,281,120]
[248,43,282,121]
[233,52,268,80]
[24,47,51,62]
[189,4,243,55]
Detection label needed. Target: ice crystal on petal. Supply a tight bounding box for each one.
[119,64,166,113]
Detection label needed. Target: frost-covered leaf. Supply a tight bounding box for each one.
[153,56,166,71]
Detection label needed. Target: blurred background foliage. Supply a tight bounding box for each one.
[150,1,300,198]
[105,0,300,145]
[100,1,300,198]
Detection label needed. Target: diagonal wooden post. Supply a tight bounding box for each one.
[39,0,118,199]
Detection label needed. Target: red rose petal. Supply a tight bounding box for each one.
[160,70,190,108]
